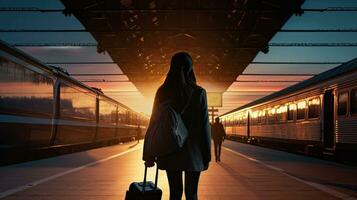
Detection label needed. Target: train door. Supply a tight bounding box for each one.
[93,96,100,142]
[323,90,335,148]
[247,112,250,138]
[50,80,61,146]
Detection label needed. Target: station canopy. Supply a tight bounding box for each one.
[60,0,304,97]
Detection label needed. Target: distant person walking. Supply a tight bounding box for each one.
[143,52,211,200]
[211,118,226,162]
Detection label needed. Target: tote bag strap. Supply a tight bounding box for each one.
[155,87,198,115]
[180,87,199,115]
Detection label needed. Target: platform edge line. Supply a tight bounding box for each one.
[222,147,357,200]
[0,146,141,199]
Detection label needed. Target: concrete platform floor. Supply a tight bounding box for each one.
[0,140,356,200]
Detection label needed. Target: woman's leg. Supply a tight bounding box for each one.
[166,170,183,200]
[184,171,201,200]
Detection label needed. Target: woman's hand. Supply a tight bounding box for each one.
[145,160,155,168]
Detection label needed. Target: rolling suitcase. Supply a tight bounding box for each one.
[125,165,162,200]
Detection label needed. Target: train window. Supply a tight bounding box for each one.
[308,98,320,119]
[117,105,127,124]
[229,116,234,126]
[275,107,282,123]
[224,116,229,126]
[243,116,247,125]
[257,111,262,124]
[351,89,357,115]
[282,106,288,122]
[267,108,276,124]
[297,101,306,120]
[234,115,239,126]
[240,113,246,126]
[338,92,348,116]
[226,117,230,126]
[60,84,96,120]
[0,57,54,116]
[277,106,287,122]
[126,111,132,125]
[252,111,258,125]
[288,104,296,121]
[132,113,138,125]
[260,110,266,124]
[99,98,117,125]
[239,117,243,126]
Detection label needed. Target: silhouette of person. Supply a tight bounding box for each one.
[143,52,211,200]
[211,117,226,162]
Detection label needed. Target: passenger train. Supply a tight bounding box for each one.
[219,58,357,161]
[0,40,148,155]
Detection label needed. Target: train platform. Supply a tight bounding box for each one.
[1,140,356,200]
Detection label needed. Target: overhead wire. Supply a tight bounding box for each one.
[11,42,357,47]
[79,80,302,83]
[1,28,357,32]
[70,73,316,76]
[50,61,344,65]
[0,7,356,12]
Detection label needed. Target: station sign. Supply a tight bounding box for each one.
[207,92,222,107]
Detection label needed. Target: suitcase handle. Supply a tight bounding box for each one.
[142,164,159,192]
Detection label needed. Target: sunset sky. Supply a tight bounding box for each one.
[0,0,357,115]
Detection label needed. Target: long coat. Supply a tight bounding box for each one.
[143,85,211,171]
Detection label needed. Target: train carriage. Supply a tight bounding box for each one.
[0,40,148,152]
[219,58,357,159]
[0,43,55,147]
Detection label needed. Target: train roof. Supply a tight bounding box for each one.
[0,40,96,92]
[220,57,357,117]
[0,40,146,117]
